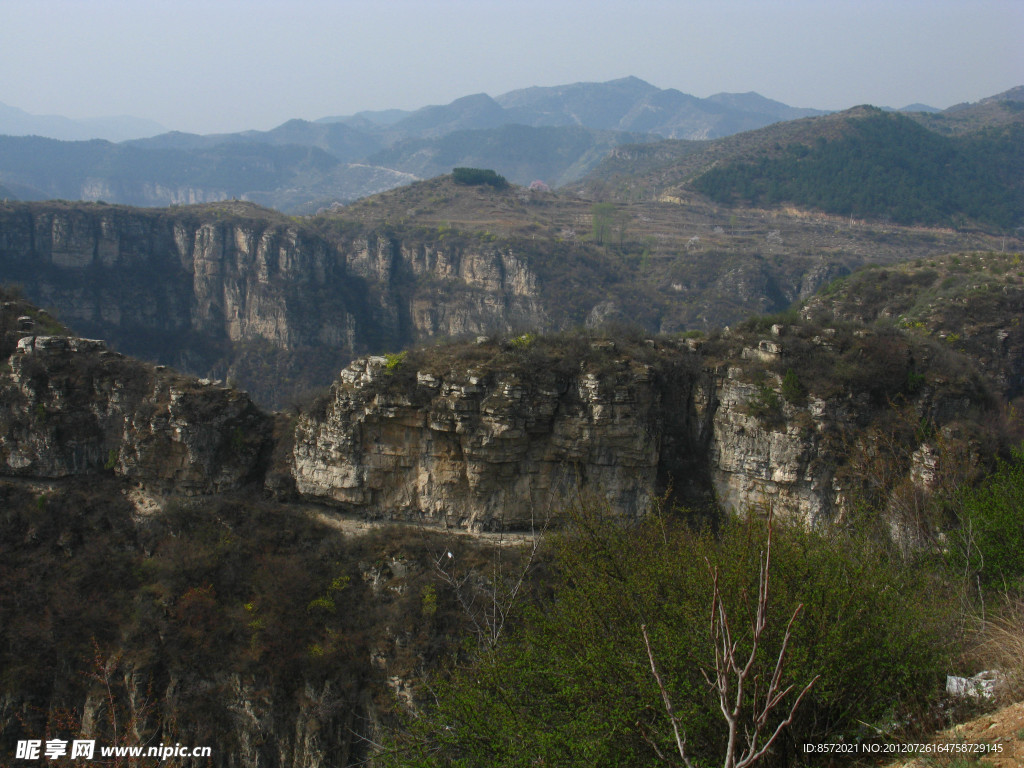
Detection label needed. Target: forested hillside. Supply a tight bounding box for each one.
[691,110,1024,228]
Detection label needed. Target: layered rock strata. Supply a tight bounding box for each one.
[0,202,549,406]
[0,335,270,494]
[292,332,994,530]
[293,347,712,530]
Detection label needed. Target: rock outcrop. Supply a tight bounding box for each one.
[291,329,996,529]
[292,345,711,529]
[0,334,270,494]
[0,285,997,530]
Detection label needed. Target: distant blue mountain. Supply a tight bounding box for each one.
[0,102,166,141]
[314,77,830,141]
[1,78,1011,213]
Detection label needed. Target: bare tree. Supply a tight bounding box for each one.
[431,511,549,651]
[641,518,818,768]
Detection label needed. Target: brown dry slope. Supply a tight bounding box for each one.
[891,702,1024,768]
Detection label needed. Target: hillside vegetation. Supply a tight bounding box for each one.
[803,251,1024,401]
[380,511,963,767]
[578,103,1024,233]
[691,111,1024,228]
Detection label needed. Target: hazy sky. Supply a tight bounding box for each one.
[2,0,1021,134]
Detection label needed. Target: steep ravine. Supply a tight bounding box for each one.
[0,299,1007,767]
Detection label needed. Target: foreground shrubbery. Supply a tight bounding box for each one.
[2,421,1021,766]
[379,505,959,767]
[951,452,1024,704]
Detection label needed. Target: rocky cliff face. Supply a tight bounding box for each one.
[0,203,351,350]
[0,201,547,407]
[291,329,996,529]
[292,343,711,529]
[0,334,270,494]
[0,282,996,530]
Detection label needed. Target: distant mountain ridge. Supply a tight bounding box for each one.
[492,77,826,138]
[0,78,1019,213]
[0,101,167,142]
[124,76,826,152]
[0,134,414,211]
[0,77,833,211]
[309,77,827,142]
[365,124,660,189]
[573,100,1024,231]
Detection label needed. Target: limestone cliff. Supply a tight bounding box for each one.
[292,342,711,529]
[0,334,270,494]
[291,327,998,530]
[0,201,546,407]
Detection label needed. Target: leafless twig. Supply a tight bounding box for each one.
[642,515,818,768]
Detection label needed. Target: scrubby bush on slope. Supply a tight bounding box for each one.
[380,504,957,767]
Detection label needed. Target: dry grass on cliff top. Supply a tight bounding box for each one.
[398,328,688,385]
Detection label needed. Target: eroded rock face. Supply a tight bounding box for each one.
[0,205,364,351]
[291,333,995,530]
[0,335,270,494]
[0,203,547,406]
[709,376,836,522]
[293,346,711,530]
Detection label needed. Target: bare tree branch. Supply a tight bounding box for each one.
[643,513,818,768]
[432,509,549,650]
[642,623,696,768]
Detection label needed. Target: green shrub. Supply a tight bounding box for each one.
[381,508,957,767]
[421,584,438,619]
[952,450,1024,589]
[383,351,407,375]
[748,383,783,426]
[781,368,806,405]
[508,332,535,350]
